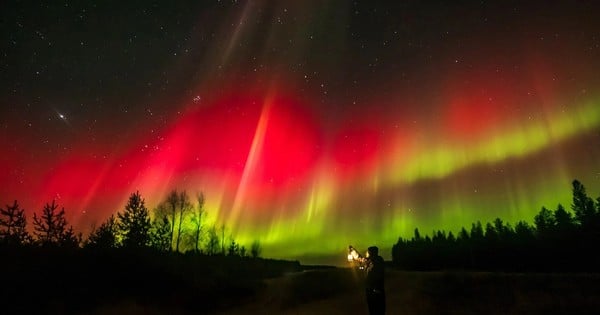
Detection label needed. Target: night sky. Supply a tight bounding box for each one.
[2,0,600,262]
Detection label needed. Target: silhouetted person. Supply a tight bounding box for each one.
[365,246,385,315]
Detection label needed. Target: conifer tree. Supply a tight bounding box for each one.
[32,200,79,247]
[514,221,534,240]
[447,231,456,242]
[470,221,484,240]
[413,228,422,241]
[228,239,239,256]
[534,207,555,237]
[554,204,574,232]
[149,214,171,252]
[86,215,117,249]
[571,180,596,226]
[0,200,30,245]
[457,227,470,241]
[117,192,151,249]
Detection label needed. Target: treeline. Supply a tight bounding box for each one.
[0,190,300,314]
[0,190,262,257]
[392,180,600,271]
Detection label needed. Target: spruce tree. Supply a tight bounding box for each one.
[227,239,239,256]
[534,207,555,237]
[0,200,30,245]
[149,214,171,252]
[86,215,117,249]
[571,180,596,226]
[554,204,574,232]
[117,191,151,249]
[32,200,79,247]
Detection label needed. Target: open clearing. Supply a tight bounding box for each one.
[216,269,600,315]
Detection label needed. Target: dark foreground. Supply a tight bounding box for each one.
[4,249,600,315]
[82,269,600,315]
[214,269,600,315]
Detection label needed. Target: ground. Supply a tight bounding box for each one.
[216,269,600,315]
[83,268,600,315]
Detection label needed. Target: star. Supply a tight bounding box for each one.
[54,109,70,126]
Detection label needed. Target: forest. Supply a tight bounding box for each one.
[392,180,600,271]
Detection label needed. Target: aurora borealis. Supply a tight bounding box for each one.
[1,1,600,263]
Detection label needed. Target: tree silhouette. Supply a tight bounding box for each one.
[60,226,81,248]
[86,215,117,249]
[160,190,193,252]
[165,190,179,250]
[534,207,555,238]
[205,225,220,255]
[250,240,262,258]
[485,222,498,242]
[32,200,79,247]
[571,180,596,226]
[150,212,171,252]
[447,231,456,242]
[117,191,151,249]
[514,221,534,240]
[554,204,574,232]
[175,191,192,252]
[189,193,205,253]
[0,200,30,245]
[391,179,600,271]
[493,218,511,240]
[470,221,484,240]
[413,228,422,241]
[228,239,240,256]
[220,224,226,255]
[458,227,469,241]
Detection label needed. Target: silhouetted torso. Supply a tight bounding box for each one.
[366,255,385,291]
[365,255,385,315]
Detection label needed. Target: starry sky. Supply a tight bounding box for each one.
[1,0,600,263]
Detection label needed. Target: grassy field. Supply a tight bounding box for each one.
[215,269,600,315]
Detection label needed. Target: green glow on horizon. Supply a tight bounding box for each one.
[231,99,600,259]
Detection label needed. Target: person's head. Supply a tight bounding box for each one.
[367,246,379,258]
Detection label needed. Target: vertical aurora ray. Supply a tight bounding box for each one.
[229,92,273,228]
